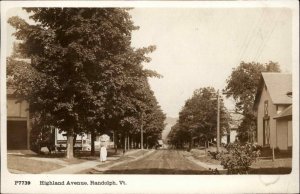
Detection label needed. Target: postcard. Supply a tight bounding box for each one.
[1,1,299,193]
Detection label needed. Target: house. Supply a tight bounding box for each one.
[253,73,292,150]
[221,129,237,144]
[221,113,243,144]
[7,88,113,151]
[7,88,31,149]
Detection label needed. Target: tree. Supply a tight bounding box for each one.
[142,88,166,148]
[169,87,231,149]
[168,122,189,149]
[8,8,159,158]
[224,61,280,142]
[109,78,165,151]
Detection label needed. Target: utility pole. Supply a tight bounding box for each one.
[141,112,144,150]
[217,90,220,152]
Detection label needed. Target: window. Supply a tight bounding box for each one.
[264,100,268,116]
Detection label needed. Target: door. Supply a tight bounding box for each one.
[7,120,28,149]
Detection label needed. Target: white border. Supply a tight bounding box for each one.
[1,1,299,193]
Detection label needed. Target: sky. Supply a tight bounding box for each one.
[129,8,292,118]
[6,7,293,118]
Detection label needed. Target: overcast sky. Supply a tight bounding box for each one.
[6,7,292,118]
[130,8,292,118]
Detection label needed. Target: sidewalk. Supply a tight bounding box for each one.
[44,149,152,174]
[44,160,100,174]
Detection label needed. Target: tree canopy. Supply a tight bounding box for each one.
[8,8,165,158]
[169,87,231,149]
[223,61,280,142]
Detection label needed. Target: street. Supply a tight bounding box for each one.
[97,150,210,174]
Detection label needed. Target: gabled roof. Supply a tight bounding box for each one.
[254,73,292,110]
[262,73,292,104]
[274,105,292,119]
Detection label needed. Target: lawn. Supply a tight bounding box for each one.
[190,148,221,165]
[7,154,64,173]
[249,158,292,174]
[7,149,108,173]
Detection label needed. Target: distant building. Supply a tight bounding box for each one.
[221,129,237,144]
[253,73,292,150]
[221,113,242,144]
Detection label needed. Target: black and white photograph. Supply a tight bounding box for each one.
[1,1,299,193]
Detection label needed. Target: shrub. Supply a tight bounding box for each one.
[208,151,221,160]
[209,168,220,174]
[218,142,260,174]
[30,125,55,154]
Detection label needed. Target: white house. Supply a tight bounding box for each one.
[253,73,292,150]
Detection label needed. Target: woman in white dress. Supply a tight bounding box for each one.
[99,134,109,162]
[100,143,107,162]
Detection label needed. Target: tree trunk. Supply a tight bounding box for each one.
[130,134,133,149]
[122,133,126,154]
[125,134,127,151]
[188,135,192,151]
[133,135,137,149]
[66,132,74,159]
[127,134,130,150]
[90,130,95,156]
[205,141,207,156]
[146,136,148,149]
[114,130,118,154]
[73,134,77,155]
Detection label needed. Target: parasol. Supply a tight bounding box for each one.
[99,134,110,142]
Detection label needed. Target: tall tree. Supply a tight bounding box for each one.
[142,85,166,148]
[109,78,165,151]
[8,8,159,158]
[170,87,231,149]
[224,61,280,142]
[169,122,189,149]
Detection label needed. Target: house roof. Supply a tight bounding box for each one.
[274,105,292,119]
[254,73,292,110]
[262,73,292,104]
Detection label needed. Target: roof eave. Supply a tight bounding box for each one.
[273,102,292,105]
[274,115,292,120]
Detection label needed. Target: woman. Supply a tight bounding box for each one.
[99,134,110,162]
[100,144,107,162]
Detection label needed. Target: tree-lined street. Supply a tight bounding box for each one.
[6,7,293,176]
